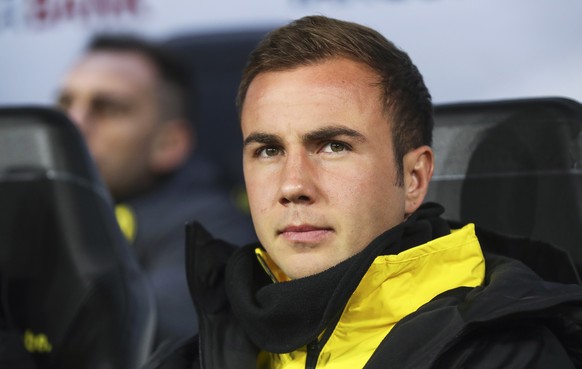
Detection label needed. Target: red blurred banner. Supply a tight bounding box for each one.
[1,0,146,31]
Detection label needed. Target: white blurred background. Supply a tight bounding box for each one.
[1,0,581,106]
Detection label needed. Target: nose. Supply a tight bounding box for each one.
[278,151,317,206]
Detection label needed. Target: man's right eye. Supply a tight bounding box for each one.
[257,147,281,158]
[92,101,124,118]
[57,94,72,110]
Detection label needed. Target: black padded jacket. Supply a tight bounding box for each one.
[142,214,582,369]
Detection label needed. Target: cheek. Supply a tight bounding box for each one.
[95,120,135,145]
[325,161,393,201]
[244,168,273,214]
[331,161,402,219]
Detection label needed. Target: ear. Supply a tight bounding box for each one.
[150,119,195,175]
[403,145,434,216]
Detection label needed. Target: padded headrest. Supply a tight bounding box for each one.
[426,97,582,272]
[0,106,106,193]
[0,106,112,275]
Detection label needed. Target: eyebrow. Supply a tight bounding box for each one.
[302,125,366,143]
[243,125,366,148]
[243,132,282,148]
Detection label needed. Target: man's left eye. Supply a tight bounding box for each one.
[321,142,347,153]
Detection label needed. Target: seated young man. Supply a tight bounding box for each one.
[144,15,582,369]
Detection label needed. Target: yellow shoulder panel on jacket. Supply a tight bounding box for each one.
[263,224,485,369]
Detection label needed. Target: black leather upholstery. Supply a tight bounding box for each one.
[0,106,156,368]
[426,97,582,275]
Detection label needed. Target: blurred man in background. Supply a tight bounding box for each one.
[57,34,257,348]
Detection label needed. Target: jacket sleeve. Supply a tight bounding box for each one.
[434,320,578,369]
[546,305,582,368]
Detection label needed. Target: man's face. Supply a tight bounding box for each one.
[241,58,408,279]
[58,51,163,200]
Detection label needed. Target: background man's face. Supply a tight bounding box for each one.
[241,58,407,279]
[58,51,163,200]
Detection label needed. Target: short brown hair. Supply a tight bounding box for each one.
[236,15,433,184]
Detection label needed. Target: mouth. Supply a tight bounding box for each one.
[278,225,333,244]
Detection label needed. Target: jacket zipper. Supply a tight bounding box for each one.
[304,311,343,369]
[305,340,321,369]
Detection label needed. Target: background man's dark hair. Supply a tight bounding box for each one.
[87,33,191,122]
[236,15,433,184]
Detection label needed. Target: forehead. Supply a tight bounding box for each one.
[63,51,158,95]
[241,58,386,135]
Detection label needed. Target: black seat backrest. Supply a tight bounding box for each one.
[425,97,582,274]
[0,106,156,369]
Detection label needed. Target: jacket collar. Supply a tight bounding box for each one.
[266,224,485,369]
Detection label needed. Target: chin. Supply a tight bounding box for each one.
[286,263,330,280]
[281,251,337,279]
